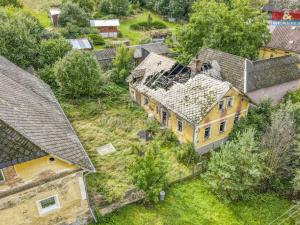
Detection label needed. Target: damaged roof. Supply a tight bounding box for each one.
[194,48,300,93]
[129,53,232,124]
[0,56,95,171]
[267,26,300,53]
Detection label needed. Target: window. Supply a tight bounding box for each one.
[0,169,5,183]
[234,114,240,125]
[204,126,211,139]
[37,195,60,215]
[218,100,225,111]
[156,105,159,114]
[227,97,233,108]
[143,96,148,106]
[219,121,226,133]
[162,110,168,126]
[177,120,183,132]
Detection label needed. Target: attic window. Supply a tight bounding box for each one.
[49,157,56,164]
[0,169,5,183]
[201,63,212,72]
[227,97,233,108]
[177,119,183,132]
[218,100,225,111]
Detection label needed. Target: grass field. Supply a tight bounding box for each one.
[21,0,61,11]
[60,88,190,202]
[94,179,293,225]
[119,11,178,45]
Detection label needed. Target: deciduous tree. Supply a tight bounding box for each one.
[176,0,270,64]
[204,129,265,201]
[54,50,103,98]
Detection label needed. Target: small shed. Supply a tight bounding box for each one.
[68,38,92,50]
[90,19,120,38]
[49,7,61,27]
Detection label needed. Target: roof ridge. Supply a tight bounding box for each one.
[200,47,247,61]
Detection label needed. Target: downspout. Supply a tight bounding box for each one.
[83,172,97,223]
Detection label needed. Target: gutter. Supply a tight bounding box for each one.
[83,171,97,223]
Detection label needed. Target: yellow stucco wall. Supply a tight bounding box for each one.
[196,88,249,149]
[0,156,77,193]
[259,47,291,59]
[131,87,249,148]
[0,171,90,225]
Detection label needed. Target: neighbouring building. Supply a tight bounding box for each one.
[90,19,120,38]
[259,26,300,61]
[94,42,169,69]
[0,56,95,225]
[191,48,300,105]
[68,38,92,50]
[49,6,61,27]
[127,53,250,154]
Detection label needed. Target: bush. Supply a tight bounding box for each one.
[203,129,265,202]
[54,50,104,98]
[130,21,167,30]
[87,34,105,46]
[59,1,89,27]
[37,65,58,89]
[129,144,168,204]
[176,142,200,166]
[159,129,179,148]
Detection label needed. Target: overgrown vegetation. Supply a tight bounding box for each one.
[176,0,271,64]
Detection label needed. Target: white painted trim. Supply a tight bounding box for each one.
[36,195,60,216]
[0,169,5,183]
[198,109,248,129]
[78,177,87,200]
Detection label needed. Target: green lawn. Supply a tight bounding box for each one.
[21,0,61,11]
[118,11,178,45]
[94,179,293,225]
[60,88,190,203]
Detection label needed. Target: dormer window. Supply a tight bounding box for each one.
[0,169,5,183]
[218,100,225,111]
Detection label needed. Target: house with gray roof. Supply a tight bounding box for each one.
[0,56,95,225]
[128,53,250,154]
[94,42,169,69]
[190,48,300,104]
[68,38,92,50]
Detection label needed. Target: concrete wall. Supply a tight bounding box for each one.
[0,171,90,225]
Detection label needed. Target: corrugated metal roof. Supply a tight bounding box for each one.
[90,19,120,27]
[68,38,92,50]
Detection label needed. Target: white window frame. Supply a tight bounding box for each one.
[177,119,183,133]
[36,195,60,215]
[219,121,226,134]
[218,100,225,112]
[227,97,234,108]
[204,126,211,139]
[0,169,5,183]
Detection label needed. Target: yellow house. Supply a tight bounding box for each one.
[128,53,249,153]
[259,26,300,67]
[0,56,95,225]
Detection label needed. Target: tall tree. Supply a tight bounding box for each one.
[54,50,103,98]
[0,0,22,7]
[0,8,43,69]
[59,1,89,27]
[110,0,130,16]
[204,128,265,201]
[111,45,134,84]
[176,0,270,64]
